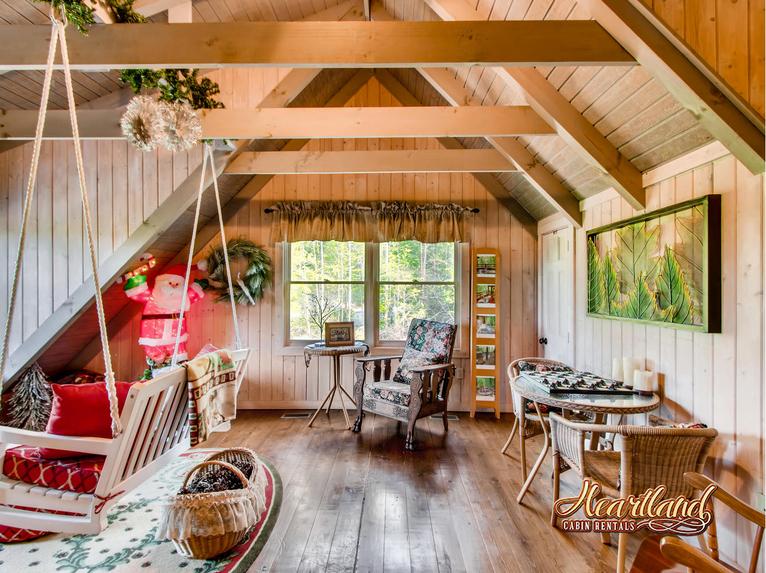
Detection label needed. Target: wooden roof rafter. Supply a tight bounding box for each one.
[579,0,765,175]
[420,0,646,211]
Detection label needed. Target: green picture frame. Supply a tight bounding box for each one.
[586,195,721,333]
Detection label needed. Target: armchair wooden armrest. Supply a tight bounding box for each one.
[409,362,452,373]
[356,354,403,363]
[685,472,764,526]
[660,537,730,573]
[409,362,455,403]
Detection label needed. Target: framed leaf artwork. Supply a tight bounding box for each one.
[586,195,721,332]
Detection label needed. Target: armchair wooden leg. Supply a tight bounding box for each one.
[616,532,628,573]
[405,417,417,451]
[442,410,449,432]
[500,417,518,454]
[352,361,366,433]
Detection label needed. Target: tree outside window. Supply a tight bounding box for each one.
[287,240,457,344]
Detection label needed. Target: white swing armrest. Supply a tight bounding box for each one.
[0,426,113,456]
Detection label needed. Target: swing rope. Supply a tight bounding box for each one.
[0,14,122,436]
[170,144,241,368]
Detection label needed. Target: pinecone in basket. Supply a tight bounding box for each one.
[179,458,255,494]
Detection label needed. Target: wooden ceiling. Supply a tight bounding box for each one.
[0,0,760,221]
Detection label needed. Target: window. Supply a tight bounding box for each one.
[286,240,457,344]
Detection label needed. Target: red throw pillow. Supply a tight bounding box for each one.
[38,381,135,458]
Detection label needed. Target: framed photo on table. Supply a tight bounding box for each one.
[324,321,355,346]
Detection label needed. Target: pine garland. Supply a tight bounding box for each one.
[37,0,224,109]
[7,363,52,432]
[36,0,95,33]
[205,239,272,306]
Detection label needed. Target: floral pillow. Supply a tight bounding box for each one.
[392,319,457,385]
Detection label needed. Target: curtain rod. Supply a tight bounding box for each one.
[263,207,480,214]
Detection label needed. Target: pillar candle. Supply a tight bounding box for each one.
[611,357,623,382]
[633,370,654,395]
[622,357,642,388]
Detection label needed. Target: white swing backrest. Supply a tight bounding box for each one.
[97,348,250,496]
[96,366,188,495]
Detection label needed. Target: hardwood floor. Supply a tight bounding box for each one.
[203,411,678,572]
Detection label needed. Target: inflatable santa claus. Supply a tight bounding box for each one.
[123,263,207,370]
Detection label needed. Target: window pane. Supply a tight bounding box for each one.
[290,241,365,282]
[379,241,455,283]
[378,284,456,341]
[289,283,365,340]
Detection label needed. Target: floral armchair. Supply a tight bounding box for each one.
[352,318,457,451]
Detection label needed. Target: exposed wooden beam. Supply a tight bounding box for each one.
[418,68,583,227]
[421,0,646,210]
[174,70,377,261]
[374,69,537,231]
[579,0,764,175]
[0,106,555,140]
[0,21,634,71]
[225,149,517,174]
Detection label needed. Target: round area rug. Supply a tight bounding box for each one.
[0,449,282,573]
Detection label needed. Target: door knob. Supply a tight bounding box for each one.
[538,337,548,345]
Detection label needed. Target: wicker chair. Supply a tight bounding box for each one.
[660,471,764,573]
[549,413,718,573]
[500,357,568,481]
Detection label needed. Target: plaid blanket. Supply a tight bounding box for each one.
[185,349,237,446]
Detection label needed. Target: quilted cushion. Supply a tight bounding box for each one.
[364,380,412,407]
[2,446,105,494]
[0,519,49,543]
[393,319,457,385]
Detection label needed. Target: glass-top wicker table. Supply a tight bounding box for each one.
[511,373,660,504]
[303,342,369,429]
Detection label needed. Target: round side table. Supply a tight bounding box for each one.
[304,342,369,429]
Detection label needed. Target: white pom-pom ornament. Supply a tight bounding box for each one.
[120,96,163,151]
[157,101,202,152]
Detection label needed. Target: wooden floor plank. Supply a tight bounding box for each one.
[201,411,680,572]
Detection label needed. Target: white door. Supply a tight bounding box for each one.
[540,227,574,364]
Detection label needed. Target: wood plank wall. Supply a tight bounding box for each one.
[0,68,290,361]
[574,154,763,568]
[81,77,540,412]
[642,0,764,117]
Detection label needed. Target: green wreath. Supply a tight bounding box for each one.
[205,239,272,306]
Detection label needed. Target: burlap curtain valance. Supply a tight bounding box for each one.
[268,201,473,243]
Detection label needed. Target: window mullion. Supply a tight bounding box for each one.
[366,243,377,346]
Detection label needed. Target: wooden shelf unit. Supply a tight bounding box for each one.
[470,247,501,419]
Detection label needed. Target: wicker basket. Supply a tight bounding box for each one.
[159,460,259,559]
[204,448,259,482]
